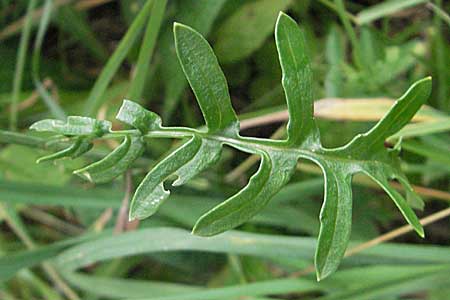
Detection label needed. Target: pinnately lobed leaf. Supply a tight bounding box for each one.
[30,12,432,281]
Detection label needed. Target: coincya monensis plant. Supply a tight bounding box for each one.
[30,12,431,280]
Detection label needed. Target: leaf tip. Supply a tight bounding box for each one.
[276,11,296,26]
[315,265,332,282]
[416,225,425,238]
[173,22,189,35]
[73,169,93,182]
[191,221,213,237]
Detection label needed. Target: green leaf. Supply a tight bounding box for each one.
[27,12,433,282]
[314,164,353,281]
[30,116,111,137]
[129,136,222,220]
[55,6,108,61]
[214,0,292,63]
[193,150,297,236]
[116,100,162,133]
[361,166,423,237]
[36,137,92,163]
[74,135,144,183]
[275,12,319,147]
[126,0,168,101]
[83,0,154,116]
[343,77,432,156]
[357,0,428,24]
[160,0,227,120]
[0,233,102,281]
[174,23,239,134]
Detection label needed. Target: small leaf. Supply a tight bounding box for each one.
[314,163,353,281]
[395,173,424,210]
[30,116,111,136]
[70,138,94,159]
[160,0,227,119]
[174,23,239,134]
[130,136,222,220]
[36,137,93,163]
[344,77,432,156]
[74,135,144,183]
[116,100,162,133]
[275,12,319,147]
[37,139,82,163]
[361,166,424,237]
[193,150,297,236]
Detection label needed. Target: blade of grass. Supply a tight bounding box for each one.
[0,203,80,300]
[0,230,107,281]
[10,0,37,130]
[427,1,450,27]
[357,0,428,24]
[83,0,154,116]
[401,140,450,170]
[55,5,108,61]
[127,0,167,101]
[32,0,66,120]
[334,0,363,69]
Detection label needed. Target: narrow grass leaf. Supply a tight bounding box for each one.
[127,0,168,101]
[83,0,153,116]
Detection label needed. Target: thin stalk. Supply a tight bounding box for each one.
[10,0,37,130]
[127,0,167,101]
[318,0,359,24]
[32,0,66,119]
[334,0,363,70]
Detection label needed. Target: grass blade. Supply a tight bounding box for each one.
[83,0,154,116]
[10,0,37,129]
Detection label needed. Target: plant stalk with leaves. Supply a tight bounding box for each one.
[29,12,431,281]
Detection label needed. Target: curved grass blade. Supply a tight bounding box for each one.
[74,136,144,183]
[83,0,154,116]
[275,12,319,147]
[315,163,353,281]
[193,150,297,236]
[10,0,37,130]
[174,23,239,135]
[32,0,66,120]
[127,0,168,101]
